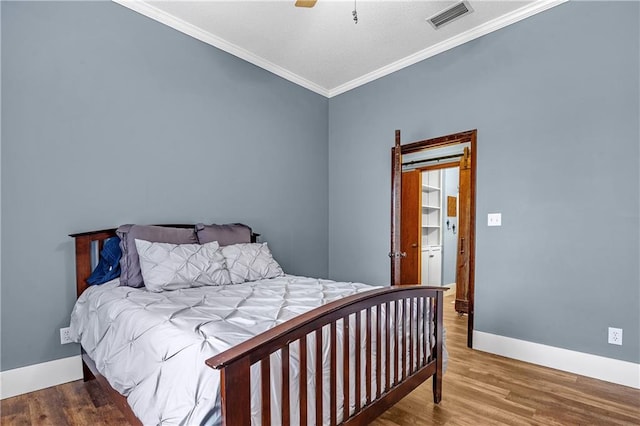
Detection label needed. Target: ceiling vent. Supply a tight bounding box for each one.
[427,1,473,29]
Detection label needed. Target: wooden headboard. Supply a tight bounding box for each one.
[69,224,258,297]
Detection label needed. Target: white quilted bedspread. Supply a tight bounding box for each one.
[69,275,377,425]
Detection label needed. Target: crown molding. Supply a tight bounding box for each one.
[113,0,567,99]
[112,0,330,97]
[328,0,569,98]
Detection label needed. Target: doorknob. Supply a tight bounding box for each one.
[460,237,465,254]
[411,243,418,248]
[388,252,407,258]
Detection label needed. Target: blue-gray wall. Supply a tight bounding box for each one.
[1,1,328,371]
[328,1,639,363]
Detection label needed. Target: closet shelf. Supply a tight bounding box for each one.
[421,168,444,287]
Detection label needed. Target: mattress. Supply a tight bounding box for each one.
[69,275,386,425]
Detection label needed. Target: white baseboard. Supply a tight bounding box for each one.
[0,355,83,399]
[2,334,637,399]
[443,282,456,295]
[473,330,640,389]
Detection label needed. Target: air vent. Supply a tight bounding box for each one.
[427,1,472,29]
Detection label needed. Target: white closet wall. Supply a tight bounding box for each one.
[421,170,442,286]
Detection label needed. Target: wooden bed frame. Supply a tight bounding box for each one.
[70,226,446,425]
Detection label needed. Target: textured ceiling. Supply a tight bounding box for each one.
[115,0,567,97]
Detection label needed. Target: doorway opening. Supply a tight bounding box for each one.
[391,130,476,347]
[414,165,459,290]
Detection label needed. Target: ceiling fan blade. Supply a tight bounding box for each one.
[295,0,317,8]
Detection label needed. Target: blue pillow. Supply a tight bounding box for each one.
[87,237,122,285]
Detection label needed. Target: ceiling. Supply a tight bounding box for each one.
[114,0,566,97]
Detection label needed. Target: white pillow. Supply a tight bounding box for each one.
[221,242,284,284]
[135,239,231,292]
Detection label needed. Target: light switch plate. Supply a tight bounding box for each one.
[488,213,502,227]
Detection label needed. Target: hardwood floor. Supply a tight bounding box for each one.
[1,378,129,425]
[372,295,640,426]
[3,293,639,425]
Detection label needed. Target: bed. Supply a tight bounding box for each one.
[69,224,446,425]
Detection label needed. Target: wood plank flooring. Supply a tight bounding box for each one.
[2,293,639,425]
[372,295,640,426]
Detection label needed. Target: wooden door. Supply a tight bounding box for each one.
[400,170,421,284]
[455,147,471,314]
[390,131,402,285]
[391,131,422,286]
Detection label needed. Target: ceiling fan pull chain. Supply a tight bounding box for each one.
[352,0,358,24]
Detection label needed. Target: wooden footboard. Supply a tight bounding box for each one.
[206,285,445,425]
[71,228,446,425]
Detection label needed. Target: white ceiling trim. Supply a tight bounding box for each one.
[113,0,331,97]
[114,0,567,99]
[329,0,568,97]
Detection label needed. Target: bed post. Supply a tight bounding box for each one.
[70,229,117,297]
[74,235,93,297]
[219,358,251,425]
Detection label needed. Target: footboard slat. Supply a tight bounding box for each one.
[300,336,308,426]
[315,328,323,425]
[343,317,350,422]
[355,310,362,413]
[423,296,428,364]
[206,286,447,426]
[385,300,391,395]
[394,300,400,385]
[364,307,371,404]
[420,297,425,366]
[416,298,420,366]
[410,297,415,374]
[375,304,381,400]
[282,345,290,426]
[330,321,337,426]
[433,293,444,404]
[261,358,271,425]
[402,298,407,379]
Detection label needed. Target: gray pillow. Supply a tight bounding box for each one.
[116,225,198,288]
[195,223,252,246]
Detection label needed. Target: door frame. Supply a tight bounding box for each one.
[391,129,477,347]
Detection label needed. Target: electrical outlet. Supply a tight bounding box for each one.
[488,213,502,227]
[608,327,623,346]
[60,327,73,345]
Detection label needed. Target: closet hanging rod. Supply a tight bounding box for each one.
[402,152,462,167]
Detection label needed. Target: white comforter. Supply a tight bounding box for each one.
[69,275,379,425]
